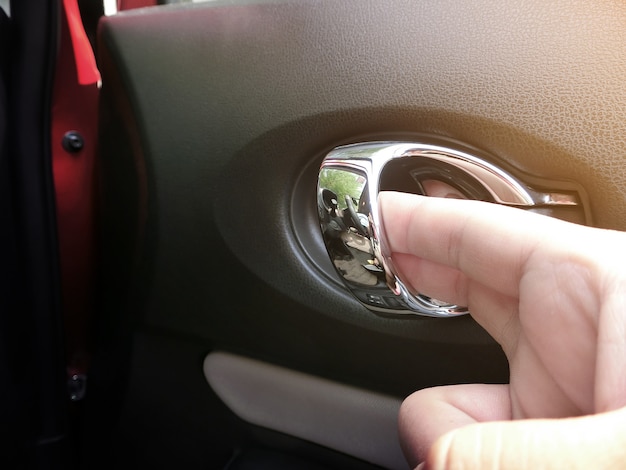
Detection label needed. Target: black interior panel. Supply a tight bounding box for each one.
[96,1,522,399]
[89,0,626,467]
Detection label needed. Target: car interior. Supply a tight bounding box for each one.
[2,0,626,469]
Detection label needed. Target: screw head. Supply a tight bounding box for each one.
[62,131,84,153]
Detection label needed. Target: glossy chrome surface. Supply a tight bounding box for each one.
[317,141,581,317]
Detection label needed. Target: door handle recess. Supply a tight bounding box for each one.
[317,141,584,318]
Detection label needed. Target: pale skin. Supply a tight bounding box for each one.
[378,191,626,470]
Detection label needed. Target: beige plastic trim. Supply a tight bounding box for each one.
[203,351,407,470]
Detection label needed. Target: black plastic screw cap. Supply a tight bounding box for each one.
[62,131,84,153]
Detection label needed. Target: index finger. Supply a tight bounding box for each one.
[378,191,583,299]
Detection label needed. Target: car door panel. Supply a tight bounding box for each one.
[90,1,626,468]
[204,351,406,469]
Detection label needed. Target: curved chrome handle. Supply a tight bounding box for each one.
[317,141,580,318]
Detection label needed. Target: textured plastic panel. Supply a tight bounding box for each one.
[97,0,626,369]
[204,352,406,470]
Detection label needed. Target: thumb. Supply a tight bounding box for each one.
[419,407,626,470]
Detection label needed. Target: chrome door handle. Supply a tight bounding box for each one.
[317,141,584,318]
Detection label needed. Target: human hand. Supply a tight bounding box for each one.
[379,191,626,469]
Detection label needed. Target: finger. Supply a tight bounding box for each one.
[392,252,522,347]
[378,192,576,298]
[596,289,626,411]
[507,336,588,418]
[391,253,468,305]
[399,384,511,469]
[423,407,626,470]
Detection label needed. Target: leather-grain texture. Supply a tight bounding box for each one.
[98,0,626,344]
[102,0,626,228]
